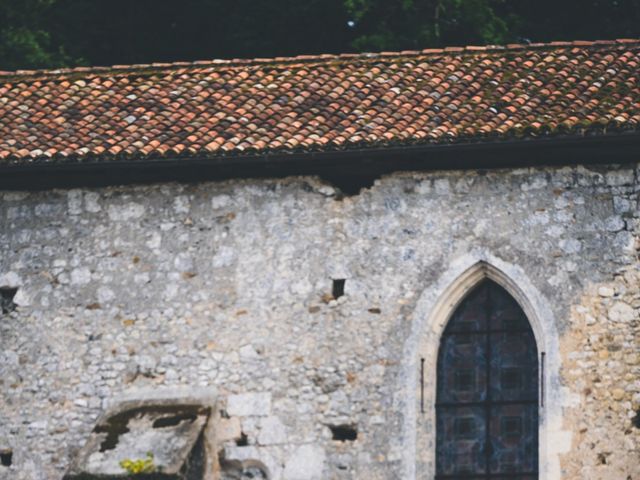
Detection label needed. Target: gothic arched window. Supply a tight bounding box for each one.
[436,280,539,479]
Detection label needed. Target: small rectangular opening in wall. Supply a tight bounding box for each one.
[329,424,357,442]
[235,432,248,446]
[0,449,12,467]
[332,279,345,299]
[0,287,17,314]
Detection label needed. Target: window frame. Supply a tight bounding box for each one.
[406,258,567,480]
[435,280,539,479]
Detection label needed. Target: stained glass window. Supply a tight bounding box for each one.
[436,280,539,479]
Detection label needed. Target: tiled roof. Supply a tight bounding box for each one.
[0,39,639,166]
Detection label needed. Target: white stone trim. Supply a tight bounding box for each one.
[401,252,569,479]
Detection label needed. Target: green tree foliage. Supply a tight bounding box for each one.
[345,0,640,51]
[0,0,69,70]
[46,0,355,67]
[345,0,514,51]
[512,0,640,43]
[0,0,638,70]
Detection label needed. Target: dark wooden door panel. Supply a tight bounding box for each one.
[436,281,539,479]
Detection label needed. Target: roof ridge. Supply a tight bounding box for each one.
[0,38,638,80]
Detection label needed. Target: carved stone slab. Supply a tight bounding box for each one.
[64,388,215,479]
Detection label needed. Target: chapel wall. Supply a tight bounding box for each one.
[0,162,638,479]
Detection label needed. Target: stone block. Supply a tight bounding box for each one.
[217,417,242,442]
[0,272,20,288]
[608,302,635,323]
[227,393,271,417]
[70,267,91,285]
[612,388,625,400]
[258,416,287,445]
[221,445,280,479]
[598,286,615,297]
[283,445,326,480]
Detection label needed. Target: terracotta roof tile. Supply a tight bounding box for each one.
[0,39,639,166]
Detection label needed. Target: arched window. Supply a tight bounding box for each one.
[436,280,538,479]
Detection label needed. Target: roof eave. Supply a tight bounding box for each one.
[1,133,639,191]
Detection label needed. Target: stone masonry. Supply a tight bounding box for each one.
[1,162,639,479]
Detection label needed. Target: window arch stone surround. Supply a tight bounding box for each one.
[400,252,572,479]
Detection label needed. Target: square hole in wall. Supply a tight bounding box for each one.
[329,424,357,442]
[332,279,345,299]
[0,287,17,314]
[0,449,12,467]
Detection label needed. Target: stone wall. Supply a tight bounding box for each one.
[0,162,639,479]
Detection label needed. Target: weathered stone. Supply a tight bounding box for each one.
[63,388,215,479]
[70,267,91,286]
[222,446,281,480]
[559,238,582,254]
[605,169,635,186]
[608,302,636,323]
[0,272,20,288]
[238,344,260,361]
[283,445,325,480]
[217,417,242,442]
[1,166,640,479]
[604,216,625,232]
[598,286,615,297]
[258,416,287,445]
[612,389,626,401]
[11,288,30,307]
[107,203,145,221]
[227,393,271,417]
